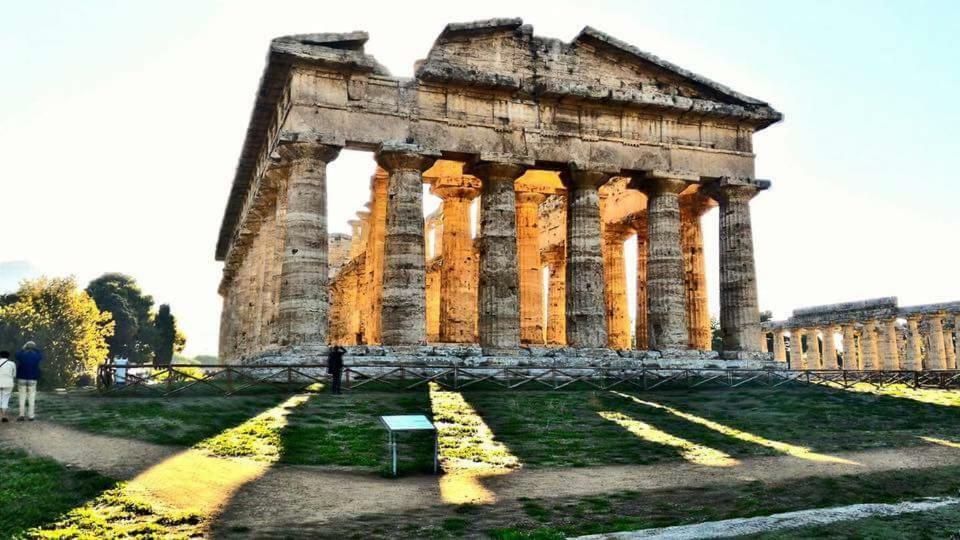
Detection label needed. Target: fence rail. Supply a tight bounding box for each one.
[94,363,960,397]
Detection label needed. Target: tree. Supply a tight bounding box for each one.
[86,273,155,363]
[0,277,114,387]
[153,304,186,366]
[710,317,723,351]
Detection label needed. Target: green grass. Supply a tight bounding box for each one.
[745,504,960,539]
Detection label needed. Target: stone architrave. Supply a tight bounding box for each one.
[773,329,787,362]
[634,214,649,349]
[821,326,839,369]
[276,142,341,346]
[708,177,763,352]
[544,247,566,346]
[806,328,822,369]
[680,192,712,350]
[841,324,859,370]
[790,328,805,369]
[375,144,438,345]
[602,223,632,349]
[471,160,529,351]
[563,166,611,348]
[433,182,481,343]
[516,191,547,344]
[635,172,692,350]
[860,320,880,370]
[924,313,948,370]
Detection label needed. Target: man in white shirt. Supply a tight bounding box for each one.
[0,351,15,423]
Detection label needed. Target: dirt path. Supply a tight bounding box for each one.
[5,421,960,536]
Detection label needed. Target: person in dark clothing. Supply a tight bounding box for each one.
[327,346,346,395]
[15,341,42,421]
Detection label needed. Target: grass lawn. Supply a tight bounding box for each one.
[745,503,960,539]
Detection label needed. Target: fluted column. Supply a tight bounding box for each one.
[806,328,822,369]
[602,224,632,349]
[636,172,691,350]
[545,248,566,346]
[680,192,712,349]
[276,143,340,346]
[256,206,277,349]
[904,316,923,371]
[841,324,859,370]
[708,177,763,352]
[433,185,480,343]
[375,144,438,345]
[954,315,960,367]
[790,329,805,369]
[860,320,880,370]
[634,214,649,349]
[563,166,611,348]
[821,326,839,369]
[471,161,528,351]
[882,319,901,370]
[517,191,547,344]
[944,323,957,369]
[364,173,388,343]
[773,329,787,362]
[924,313,948,370]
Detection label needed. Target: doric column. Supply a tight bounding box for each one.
[364,172,389,343]
[634,214,649,349]
[707,177,764,352]
[517,191,547,344]
[635,172,692,350]
[954,315,960,367]
[680,192,712,349]
[904,316,923,371]
[426,261,441,342]
[563,166,611,348]
[821,326,839,369]
[944,323,957,369]
[432,184,480,343]
[806,328,822,369]
[256,205,277,349]
[602,224,632,349]
[924,313,948,370]
[790,328,805,369]
[347,219,364,259]
[471,160,528,351]
[841,324,859,370]
[882,319,901,370]
[860,320,880,370]
[374,144,438,345]
[773,329,787,362]
[276,142,341,346]
[544,247,566,346]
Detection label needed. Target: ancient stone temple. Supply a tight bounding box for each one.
[215,19,782,365]
[761,298,960,371]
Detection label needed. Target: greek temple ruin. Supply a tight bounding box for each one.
[761,299,960,371]
[215,18,784,366]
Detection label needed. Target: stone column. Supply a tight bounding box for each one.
[563,166,611,348]
[944,324,957,369]
[904,316,923,371]
[365,172,389,343]
[860,320,880,370]
[680,192,712,350]
[374,145,437,346]
[256,206,277,349]
[790,329,805,369]
[471,161,528,351]
[841,324,859,370]
[708,177,763,352]
[544,248,566,346]
[954,315,960,367]
[806,328,822,369]
[773,329,787,362]
[882,319,901,370]
[634,214,649,349]
[636,172,691,350]
[276,143,340,346]
[602,224,632,349]
[433,184,480,343]
[517,191,547,344]
[924,313,948,370]
[821,326,839,369]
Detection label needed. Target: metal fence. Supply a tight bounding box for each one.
[95,362,960,397]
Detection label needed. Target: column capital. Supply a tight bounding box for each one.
[276,141,342,164]
[467,161,529,184]
[516,191,547,206]
[560,164,615,189]
[375,143,440,173]
[432,184,480,201]
[704,176,770,203]
[629,170,696,195]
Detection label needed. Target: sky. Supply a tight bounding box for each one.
[1,1,958,356]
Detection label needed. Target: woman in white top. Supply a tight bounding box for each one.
[0,350,15,422]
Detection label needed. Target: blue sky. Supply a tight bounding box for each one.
[1,1,957,355]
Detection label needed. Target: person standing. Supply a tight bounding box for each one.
[15,341,42,421]
[327,345,346,395]
[0,351,15,422]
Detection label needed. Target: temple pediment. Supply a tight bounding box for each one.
[414,18,781,125]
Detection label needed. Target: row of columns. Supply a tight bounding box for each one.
[766,313,959,370]
[222,142,767,357]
